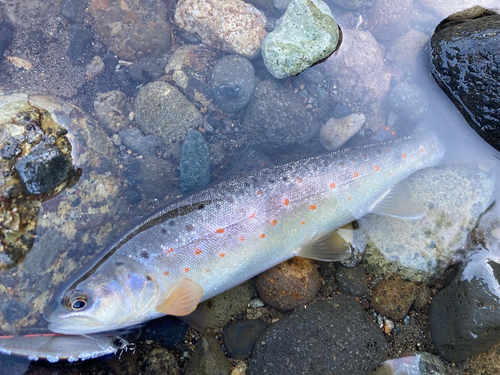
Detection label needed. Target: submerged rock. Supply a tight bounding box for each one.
[431,13,500,150]
[262,0,340,79]
[327,0,371,11]
[319,113,365,151]
[366,0,412,40]
[469,342,500,375]
[93,90,130,134]
[179,130,211,194]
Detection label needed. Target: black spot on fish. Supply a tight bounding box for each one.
[252,177,259,183]
[244,181,250,187]
[198,204,205,210]
[227,197,235,204]
[168,220,175,227]
[186,224,194,232]
[146,276,152,282]
[323,160,329,167]
[215,203,221,209]
[140,251,150,259]
[269,179,275,184]
[282,176,288,182]
[160,227,168,234]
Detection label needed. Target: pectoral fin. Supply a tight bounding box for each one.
[156,278,204,316]
[297,224,353,262]
[370,181,425,220]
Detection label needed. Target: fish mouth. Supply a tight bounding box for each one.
[48,321,111,335]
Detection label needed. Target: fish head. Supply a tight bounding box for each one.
[44,256,160,334]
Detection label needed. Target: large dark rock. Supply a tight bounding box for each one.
[431,13,500,150]
[249,296,387,374]
[179,130,211,194]
[222,320,269,359]
[0,22,14,60]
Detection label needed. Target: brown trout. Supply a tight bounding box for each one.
[44,132,444,334]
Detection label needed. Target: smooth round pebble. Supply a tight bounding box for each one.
[334,264,368,296]
[387,82,428,122]
[371,279,417,320]
[320,113,365,151]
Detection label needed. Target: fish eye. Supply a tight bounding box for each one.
[111,337,124,348]
[65,289,89,311]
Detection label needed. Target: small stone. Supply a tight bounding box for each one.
[383,318,394,334]
[319,113,365,151]
[372,279,417,320]
[413,284,431,311]
[223,320,269,359]
[94,90,130,133]
[85,55,105,80]
[248,298,265,308]
[120,128,166,156]
[184,335,231,375]
[334,264,368,297]
[262,0,340,79]
[231,361,248,375]
[127,55,169,83]
[179,130,211,194]
[138,157,177,199]
[387,82,428,123]
[0,22,14,60]
[66,25,94,63]
[255,257,321,311]
[175,0,268,59]
[366,0,412,40]
[143,347,179,375]
[61,0,88,24]
[210,55,255,113]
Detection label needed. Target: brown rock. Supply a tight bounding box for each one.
[413,284,431,311]
[372,279,417,320]
[94,90,130,133]
[469,342,500,375]
[255,257,321,311]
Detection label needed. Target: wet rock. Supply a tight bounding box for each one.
[142,316,189,350]
[204,282,256,328]
[366,0,413,40]
[85,55,105,80]
[255,257,321,311]
[134,81,203,161]
[387,82,428,123]
[14,142,74,195]
[0,22,14,60]
[0,298,30,325]
[175,0,267,59]
[372,279,417,320]
[210,55,255,113]
[431,14,500,151]
[184,335,231,375]
[94,90,130,134]
[119,128,165,156]
[243,80,320,147]
[231,361,248,375]
[273,0,291,12]
[319,113,365,151]
[66,25,94,63]
[413,284,431,311]
[334,264,368,296]
[143,347,179,375]
[323,29,391,107]
[469,342,500,375]
[127,55,169,83]
[61,0,88,24]
[262,0,340,79]
[419,0,498,17]
[327,0,372,10]
[223,320,269,359]
[165,45,220,109]
[429,246,500,361]
[179,130,210,193]
[89,0,171,61]
[362,164,495,283]
[372,351,451,375]
[249,296,387,374]
[138,156,177,199]
[386,29,429,75]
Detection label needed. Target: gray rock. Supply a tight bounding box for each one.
[119,128,165,156]
[431,14,500,151]
[127,55,169,83]
[134,81,203,161]
[138,156,177,199]
[334,264,368,296]
[387,82,428,123]
[14,142,74,195]
[143,348,179,375]
[243,80,321,146]
[262,0,340,79]
[61,0,88,24]
[94,90,130,133]
[179,130,211,193]
[223,320,269,359]
[366,0,413,40]
[210,55,255,113]
[184,335,231,375]
[386,29,429,75]
[249,296,387,374]
[327,0,372,10]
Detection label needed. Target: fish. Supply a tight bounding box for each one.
[44,131,445,334]
[0,332,130,363]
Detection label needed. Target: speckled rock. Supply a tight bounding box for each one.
[362,164,495,283]
[138,156,177,199]
[143,348,179,375]
[243,80,321,146]
[142,316,189,350]
[94,90,130,134]
[184,335,231,375]
[119,128,165,156]
[223,320,269,359]
[319,113,365,151]
[134,81,203,161]
[372,351,451,375]
[366,0,413,40]
[179,130,211,194]
[88,0,171,60]
[174,0,268,59]
[249,297,388,374]
[386,29,429,75]
[323,29,391,107]
[165,45,220,109]
[210,55,255,113]
[334,264,368,296]
[327,0,371,10]
[469,342,500,375]
[372,279,417,320]
[413,285,431,311]
[255,257,321,311]
[387,82,428,123]
[262,0,340,79]
[61,0,88,24]
[419,0,498,17]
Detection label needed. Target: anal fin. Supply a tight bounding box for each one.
[297,224,353,262]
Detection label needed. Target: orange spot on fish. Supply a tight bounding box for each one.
[238,236,245,241]
[351,158,355,163]
[219,253,225,258]
[0,335,14,338]
[163,271,169,276]
[249,212,256,219]
[402,153,407,158]
[420,147,424,152]
[362,154,367,160]
[260,233,266,239]
[24,334,40,338]
[284,198,290,205]
[205,269,210,272]
[166,247,174,254]
[374,165,380,172]
[184,267,189,272]
[309,204,317,210]
[388,173,392,176]
[387,149,391,153]
[42,334,57,337]
[257,190,263,196]
[329,183,336,189]
[348,196,352,201]
[297,177,303,183]
[271,219,277,227]
[353,172,359,178]
[195,249,202,255]
[301,221,306,225]
[216,228,225,234]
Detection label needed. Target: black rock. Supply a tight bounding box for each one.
[142,316,189,350]
[179,130,210,194]
[334,264,368,297]
[210,55,255,113]
[138,156,177,199]
[0,299,30,325]
[0,22,14,60]
[61,0,88,24]
[249,296,387,374]
[184,335,231,375]
[119,128,165,156]
[223,320,269,359]
[14,142,74,195]
[430,245,500,361]
[66,25,94,63]
[431,14,500,150]
[127,55,169,83]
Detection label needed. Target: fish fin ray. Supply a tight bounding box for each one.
[297,225,353,262]
[178,303,213,333]
[156,278,204,316]
[370,181,425,220]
